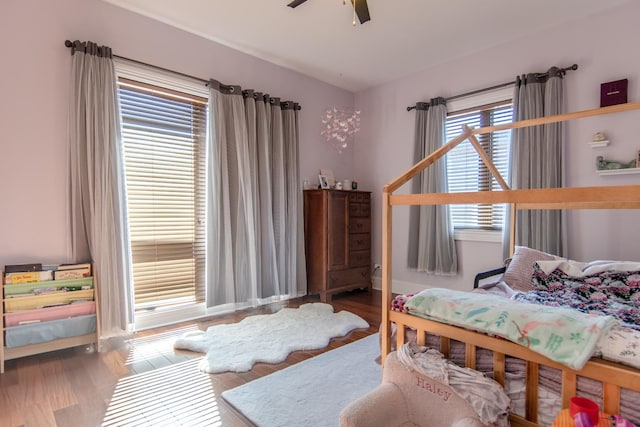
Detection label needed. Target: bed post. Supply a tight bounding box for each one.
[465,127,509,191]
[509,203,516,256]
[381,188,393,367]
[379,127,472,368]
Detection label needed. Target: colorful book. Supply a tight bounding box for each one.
[54,268,91,280]
[4,289,94,312]
[4,270,53,284]
[3,277,93,296]
[56,263,91,271]
[4,263,42,274]
[53,263,91,280]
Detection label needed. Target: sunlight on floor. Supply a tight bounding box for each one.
[103,357,222,426]
[125,325,201,365]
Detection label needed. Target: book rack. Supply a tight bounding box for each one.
[0,263,101,373]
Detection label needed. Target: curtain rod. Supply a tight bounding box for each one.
[64,40,211,85]
[406,64,578,112]
[63,40,302,110]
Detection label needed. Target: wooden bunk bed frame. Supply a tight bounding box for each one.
[380,101,640,426]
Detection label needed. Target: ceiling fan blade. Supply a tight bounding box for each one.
[351,0,371,24]
[287,0,308,8]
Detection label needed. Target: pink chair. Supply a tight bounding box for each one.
[340,351,488,427]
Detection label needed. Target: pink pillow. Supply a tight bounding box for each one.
[502,246,557,292]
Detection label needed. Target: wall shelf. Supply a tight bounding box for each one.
[589,140,610,148]
[596,168,640,176]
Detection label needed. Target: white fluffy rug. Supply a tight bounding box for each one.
[174,302,369,373]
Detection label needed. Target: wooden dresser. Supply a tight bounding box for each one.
[304,189,371,302]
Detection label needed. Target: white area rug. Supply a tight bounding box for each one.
[222,333,381,427]
[174,302,369,373]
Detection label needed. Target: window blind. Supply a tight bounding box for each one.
[445,102,512,230]
[118,78,207,308]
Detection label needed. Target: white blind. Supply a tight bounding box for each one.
[446,102,512,229]
[118,78,207,308]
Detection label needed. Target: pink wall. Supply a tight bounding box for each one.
[2,0,638,292]
[0,0,355,267]
[354,2,640,292]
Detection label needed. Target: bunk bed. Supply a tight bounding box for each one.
[380,101,640,426]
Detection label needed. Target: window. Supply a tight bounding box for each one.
[445,93,513,232]
[116,65,208,312]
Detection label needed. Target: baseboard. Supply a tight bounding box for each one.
[372,277,434,295]
[134,292,305,331]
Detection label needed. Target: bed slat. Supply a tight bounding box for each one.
[493,352,505,386]
[603,383,620,416]
[561,370,577,408]
[525,361,539,423]
[465,343,476,370]
[440,336,450,358]
[397,324,406,347]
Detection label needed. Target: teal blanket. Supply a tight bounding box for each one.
[404,288,617,370]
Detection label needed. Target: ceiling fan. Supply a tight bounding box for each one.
[287,0,371,25]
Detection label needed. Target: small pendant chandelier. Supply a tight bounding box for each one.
[344,0,357,26]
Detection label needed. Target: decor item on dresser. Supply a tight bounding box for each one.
[320,168,336,187]
[174,302,368,373]
[319,174,331,189]
[304,189,371,302]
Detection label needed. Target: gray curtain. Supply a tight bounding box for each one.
[68,40,133,337]
[270,99,287,296]
[282,103,308,296]
[206,82,306,307]
[503,67,566,258]
[408,98,458,275]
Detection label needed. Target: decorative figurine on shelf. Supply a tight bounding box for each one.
[596,156,637,170]
[592,132,607,142]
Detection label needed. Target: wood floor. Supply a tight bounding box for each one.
[0,289,381,427]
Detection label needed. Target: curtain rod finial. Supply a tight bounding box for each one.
[65,40,73,48]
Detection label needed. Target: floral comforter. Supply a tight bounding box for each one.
[404,288,617,370]
[514,263,640,331]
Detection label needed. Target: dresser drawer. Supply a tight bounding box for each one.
[328,267,370,289]
[350,250,370,267]
[349,233,370,251]
[349,203,370,217]
[349,192,370,203]
[349,217,370,234]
